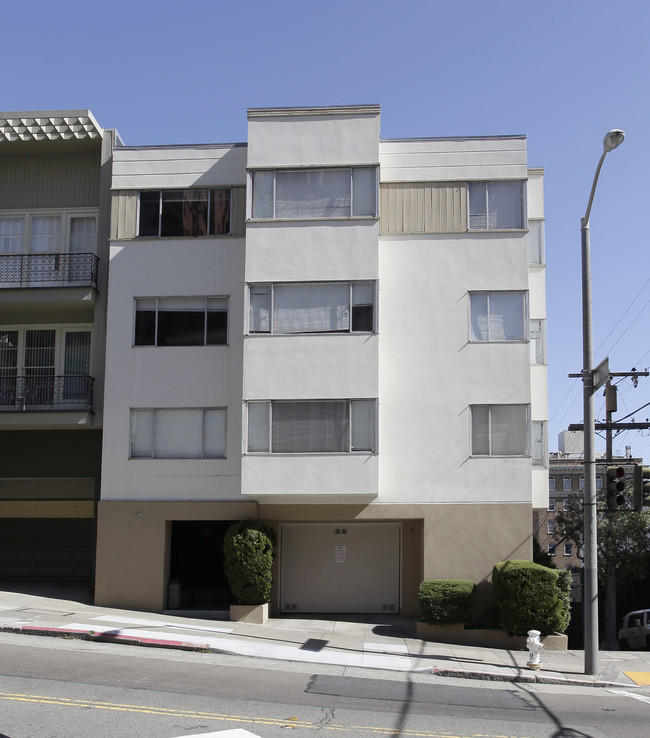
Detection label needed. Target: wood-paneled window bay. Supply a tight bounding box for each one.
[138,189,231,237]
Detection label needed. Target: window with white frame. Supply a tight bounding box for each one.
[138,189,231,237]
[547,520,556,534]
[548,543,556,556]
[532,420,547,467]
[470,404,529,456]
[0,211,97,254]
[251,167,377,220]
[0,326,92,407]
[563,476,571,492]
[247,399,376,454]
[528,219,545,264]
[564,543,573,556]
[530,319,546,364]
[470,291,527,341]
[249,281,375,334]
[548,498,556,511]
[579,475,585,491]
[549,476,556,492]
[130,408,226,459]
[468,181,525,230]
[134,297,228,346]
[596,475,602,491]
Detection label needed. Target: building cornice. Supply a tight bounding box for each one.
[0,110,103,143]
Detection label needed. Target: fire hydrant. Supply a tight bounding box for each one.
[526,629,544,670]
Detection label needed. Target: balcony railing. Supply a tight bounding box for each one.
[0,375,94,413]
[0,253,98,290]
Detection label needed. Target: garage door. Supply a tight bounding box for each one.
[279,523,400,613]
[0,518,94,581]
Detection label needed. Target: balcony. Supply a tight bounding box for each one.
[0,253,98,290]
[0,375,94,413]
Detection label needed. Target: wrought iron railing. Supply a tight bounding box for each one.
[0,253,98,289]
[0,375,94,412]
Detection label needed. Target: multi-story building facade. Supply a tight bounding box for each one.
[0,111,118,581]
[89,104,548,616]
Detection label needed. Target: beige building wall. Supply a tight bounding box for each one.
[95,500,531,616]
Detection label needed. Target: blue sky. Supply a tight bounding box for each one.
[4,0,649,458]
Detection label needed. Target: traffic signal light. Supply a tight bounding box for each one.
[633,466,650,511]
[606,466,626,510]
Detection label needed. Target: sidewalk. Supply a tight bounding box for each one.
[1,583,650,689]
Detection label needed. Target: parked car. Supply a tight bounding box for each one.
[618,609,650,650]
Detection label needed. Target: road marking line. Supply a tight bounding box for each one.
[608,688,650,705]
[0,690,523,737]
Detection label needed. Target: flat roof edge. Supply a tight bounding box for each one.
[248,104,381,119]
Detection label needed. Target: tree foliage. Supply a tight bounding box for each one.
[555,491,650,648]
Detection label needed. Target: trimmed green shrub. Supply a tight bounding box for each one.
[418,579,476,625]
[223,520,276,605]
[492,559,570,636]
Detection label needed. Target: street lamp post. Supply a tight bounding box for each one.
[581,128,625,676]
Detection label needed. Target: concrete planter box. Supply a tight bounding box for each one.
[416,622,567,651]
[230,603,269,624]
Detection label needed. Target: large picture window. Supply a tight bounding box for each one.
[130,408,226,459]
[138,189,231,237]
[252,167,377,220]
[471,404,529,456]
[0,211,97,255]
[247,399,376,454]
[470,291,526,341]
[134,297,227,346]
[249,282,375,334]
[468,181,525,230]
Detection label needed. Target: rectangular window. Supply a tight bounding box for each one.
[548,544,556,557]
[0,217,24,253]
[470,291,527,341]
[530,319,546,364]
[564,543,573,556]
[596,475,602,491]
[471,404,529,456]
[549,477,556,492]
[563,476,571,492]
[130,408,226,459]
[548,498,556,511]
[134,297,227,346]
[532,420,547,467]
[0,211,97,256]
[247,399,376,454]
[252,167,377,220]
[249,282,375,334]
[547,521,556,534]
[528,219,545,263]
[468,181,525,230]
[138,189,231,237]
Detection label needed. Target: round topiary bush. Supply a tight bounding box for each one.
[418,579,476,625]
[223,520,276,605]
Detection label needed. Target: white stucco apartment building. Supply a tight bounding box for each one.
[95,105,548,616]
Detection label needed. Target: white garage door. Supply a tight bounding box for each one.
[279,523,400,613]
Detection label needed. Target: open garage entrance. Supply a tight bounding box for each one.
[169,520,235,610]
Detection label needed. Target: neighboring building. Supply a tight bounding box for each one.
[0,111,118,581]
[88,104,548,615]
